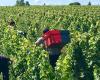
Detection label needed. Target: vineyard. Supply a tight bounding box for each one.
[0,6,100,80]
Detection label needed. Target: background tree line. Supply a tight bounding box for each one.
[69,2,91,5]
[15,0,92,6]
[16,0,30,6]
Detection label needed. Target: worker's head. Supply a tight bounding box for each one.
[8,19,15,26]
[43,27,49,34]
[8,19,16,30]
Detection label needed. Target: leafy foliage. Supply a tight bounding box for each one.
[0,6,100,80]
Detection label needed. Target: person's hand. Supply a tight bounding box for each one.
[35,42,39,46]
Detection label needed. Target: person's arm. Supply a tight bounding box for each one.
[35,37,44,46]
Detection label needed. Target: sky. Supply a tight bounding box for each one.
[0,0,100,6]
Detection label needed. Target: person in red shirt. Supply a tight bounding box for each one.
[35,28,64,68]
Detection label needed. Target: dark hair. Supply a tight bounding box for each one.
[43,27,49,34]
[8,19,15,26]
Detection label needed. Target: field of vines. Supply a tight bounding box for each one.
[0,6,100,80]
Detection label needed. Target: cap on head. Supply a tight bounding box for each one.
[43,27,49,34]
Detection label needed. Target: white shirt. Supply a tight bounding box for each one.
[35,37,44,45]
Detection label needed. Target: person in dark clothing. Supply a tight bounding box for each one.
[0,56,11,80]
[35,28,64,68]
